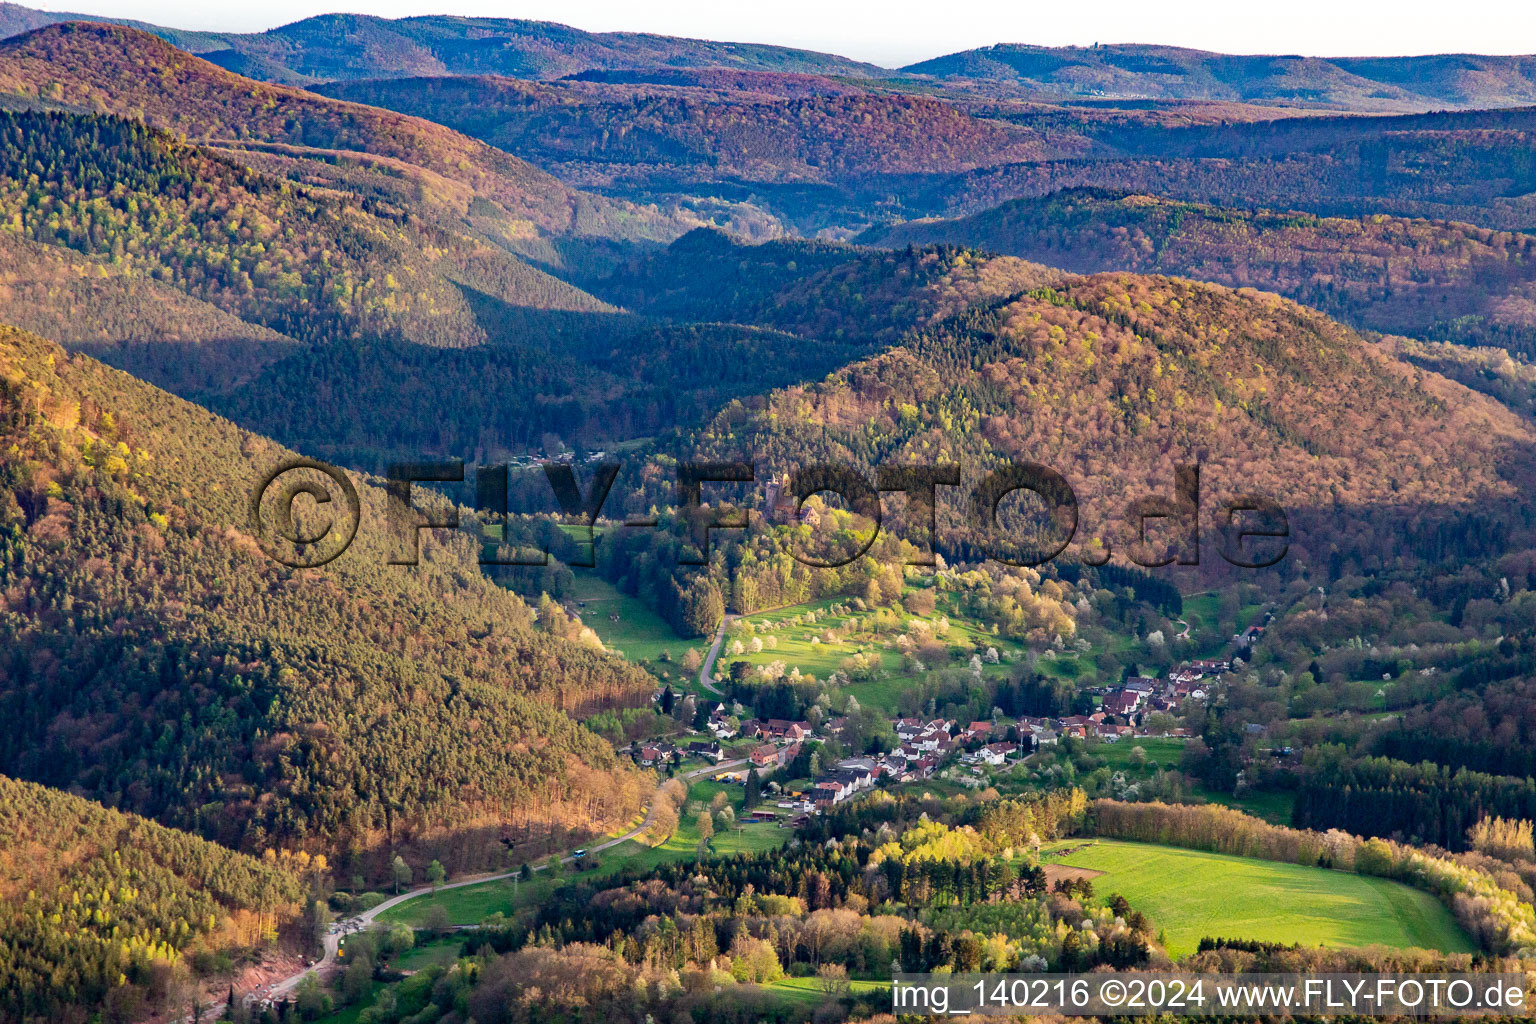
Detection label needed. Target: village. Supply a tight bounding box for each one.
[629,647,1244,818]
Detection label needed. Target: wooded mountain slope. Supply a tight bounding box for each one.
[0,231,301,396]
[0,323,652,875]
[320,70,1536,237]
[0,108,610,349]
[317,75,1091,187]
[591,229,1061,344]
[211,311,886,465]
[861,190,1536,356]
[1388,337,1536,421]
[0,23,693,247]
[312,72,1102,237]
[0,110,721,461]
[676,264,1536,565]
[0,109,889,464]
[0,773,306,1022]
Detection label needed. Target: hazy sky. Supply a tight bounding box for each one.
[26,0,1536,66]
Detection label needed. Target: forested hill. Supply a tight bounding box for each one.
[0,5,892,83]
[590,229,1063,343]
[677,268,1536,565]
[860,190,1536,357]
[0,773,308,1022]
[0,323,653,876]
[925,108,1536,232]
[0,110,682,461]
[0,109,610,349]
[0,112,895,465]
[0,230,302,397]
[0,22,694,246]
[315,74,1087,188]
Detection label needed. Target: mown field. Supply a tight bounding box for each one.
[765,976,888,1006]
[1091,737,1188,773]
[1045,840,1475,958]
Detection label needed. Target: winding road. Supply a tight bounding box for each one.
[217,758,745,1015]
[698,604,795,696]
[698,613,737,695]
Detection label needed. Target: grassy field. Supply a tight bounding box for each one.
[1180,592,1264,657]
[1091,737,1187,773]
[567,575,696,675]
[392,938,464,971]
[765,976,887,1006]
[1046,840,1474,959]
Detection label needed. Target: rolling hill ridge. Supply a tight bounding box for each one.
[655,250,1536,571]
[4,5,1536,113]
[924,105,1536,231]
[905,43,1536,112]
[0,4,892,83]
[0,22,696,250]
[860,189,1536,356]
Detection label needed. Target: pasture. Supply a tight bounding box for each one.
[1045,839,1474,958]
[567,575,692,671]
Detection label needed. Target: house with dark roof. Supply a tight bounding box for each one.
[1103,691,1140,716]
[764,719,811,741]
[686,740,723,762]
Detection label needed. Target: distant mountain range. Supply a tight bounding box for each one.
[906,44,1536,111]
[1,3,1534,111]
[0,3,889,84]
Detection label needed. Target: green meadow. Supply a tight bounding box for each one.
[763,976,888,1006]
[1090,737,1188,774]
[567,575,694,672]
[1046,840,1474,959]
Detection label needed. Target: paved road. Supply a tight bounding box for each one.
[698,604,808,697]
[697,614,737,695]
[246,758,746,1009]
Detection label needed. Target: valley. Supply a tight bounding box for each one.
[0,5,1534,1023]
